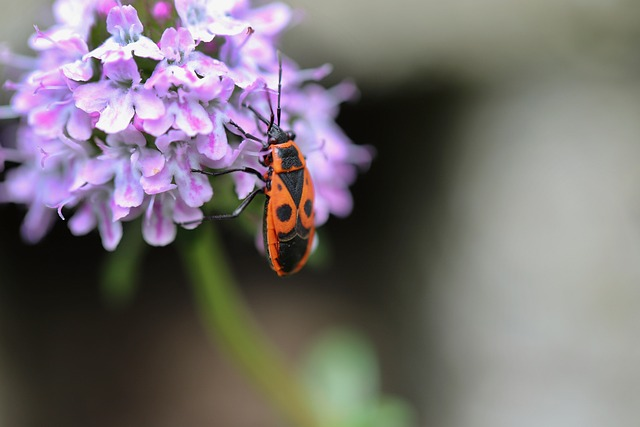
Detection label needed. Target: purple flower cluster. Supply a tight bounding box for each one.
[0,0,372,251]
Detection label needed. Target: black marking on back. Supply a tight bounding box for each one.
[276,214,311,241]
[279,169,304,207]
[295,217,311,239]
[277,146,303,170]
[303,199,312,217]
[277,229,295,241]
[276,235,309,274]
[276,204,292,222]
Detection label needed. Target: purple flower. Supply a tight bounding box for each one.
[152,1,174,23]
[29,26,93,81]
[74,58,165,133]
[0,0,373,256]
[219,1,293,88]
[148,129,214,207]
[9,69,93,141]
[52,0,117,40]
[7,27,93,140]
[143,27,233,138]
[175,0,250,42]
[87,5,163,62]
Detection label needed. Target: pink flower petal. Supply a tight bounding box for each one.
[62,59,93,82]
[21,200,55,243]
[114,159,144,208]
[142,195,176,246]
[140,165,176,194]
[79,158,115,186]
[130,38,163,60]
[69,203,96,236]
[73,80,112,113]
[172,143,212,207]
[142,108,175,137]
[233,171,259,199]
[29,107,66,137]
[103,59,141,84]
[111,199,132,221]
[248,2,292,36]
[196,112,228,160]
[95,91,135,133]
[138,148,166,177]
[106,5,143,38]
[173,196,203,229]
[67,108,93,140]
[174,99,212,136]
[132,87,166,120]
[106,125,146,147]
[96,198,123,251]
[154,129,187,153]
[152,2,173,23]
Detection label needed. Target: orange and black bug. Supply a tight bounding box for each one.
[188,55,315,276]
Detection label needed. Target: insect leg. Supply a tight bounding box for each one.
[178,187,264,226]
[201,187,263,221]
[191,167,265,182]
[227,119,264,145]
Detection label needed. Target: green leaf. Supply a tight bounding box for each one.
[359,397,416,427]
[302,329,379,424]
[301,329,417,427]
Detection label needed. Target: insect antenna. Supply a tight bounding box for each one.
[262,51,284,131]
[265,83,275,132]
[240,51,285,137]
[245,104,271,127]
[277,50,282,127]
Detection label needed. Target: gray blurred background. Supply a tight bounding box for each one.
[2,0,640,426]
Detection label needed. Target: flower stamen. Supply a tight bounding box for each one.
[236,26,255,53]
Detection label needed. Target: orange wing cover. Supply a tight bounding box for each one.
[263,167,315,276]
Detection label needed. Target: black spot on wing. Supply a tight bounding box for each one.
[303,199,313,217]
[276,204,292,222]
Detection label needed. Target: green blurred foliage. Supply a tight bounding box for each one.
[99,221,145,308]
[301,329,416,427]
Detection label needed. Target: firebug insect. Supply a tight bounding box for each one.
[188,54,315,276]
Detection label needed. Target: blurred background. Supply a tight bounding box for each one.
[3,0,640,426]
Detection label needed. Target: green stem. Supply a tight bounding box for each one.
[178,223,320,427]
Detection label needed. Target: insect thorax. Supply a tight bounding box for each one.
[270,140,305,173]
